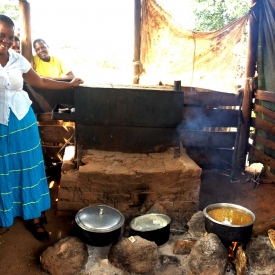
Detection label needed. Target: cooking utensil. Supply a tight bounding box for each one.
[129,213,171,246]
[203,203,256,245]
[75,205,125,246]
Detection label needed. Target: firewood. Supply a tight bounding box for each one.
[268,229,275,250]
[233,246,247,275]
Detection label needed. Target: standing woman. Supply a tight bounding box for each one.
[0,14,83,241]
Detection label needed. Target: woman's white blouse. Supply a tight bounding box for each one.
[0,50,32,126]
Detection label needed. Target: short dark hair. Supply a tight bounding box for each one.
[0,14,15,27]
[33,38,48,48]
[14,36,20,42]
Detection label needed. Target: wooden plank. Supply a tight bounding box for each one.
[251,117,275,136]
[36,113,52,121]
[133,0,141,84]
[182,107,239,129]
[185,147,233,167]
[183,91,242,106]
[36,113,75,126]
[24,83,74,114]
[75,124,178,153]
[180,129,236,148]
[255,90,275,103]
[249,145,275,171]
[38,121,75,126]
[39,125,75,143]
[19,1,32,63]
[252,135,275,151]
[74,86,183,127]
[253,103,275,121]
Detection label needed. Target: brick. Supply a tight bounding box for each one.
[57,149,202,220]
[74,190,107,202]
[59,170,79,188]
[159,201,199,214]
[132,192,159,204]
[58,187,74,201]
[108,193,132,203]
[57,201,85,211]
[61,160,76,172]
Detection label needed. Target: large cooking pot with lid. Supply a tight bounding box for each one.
[129,213,171,246]
[75,205,125,246]
[203,203,256,245]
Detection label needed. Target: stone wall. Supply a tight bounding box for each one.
[57,147,202,222]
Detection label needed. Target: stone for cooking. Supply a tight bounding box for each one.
[187,211,206,239]
[160,254,180,266]
[188,233,228,275]
[246,235,275,274]
[146,201,168,215]
[173,239,196,254]
[40,236,88,275]
[108,236,158,274]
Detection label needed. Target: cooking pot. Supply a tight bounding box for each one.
[203,203,256,245]
[129,213,171,246]
[75,205,125,246]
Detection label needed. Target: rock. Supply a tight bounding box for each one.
[154,264,183,275]
[160,254,180,266]
[187,211,206,239]
[173,239,196,254]
[188,233,228,275]
[246,235,275,274]
[40,236,88,275]
[252,221,275,236]
[146,201,168,215]
[108,236,158,274]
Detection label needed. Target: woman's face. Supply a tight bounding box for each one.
[0,21,14,54]
[11,40,20,54]
[34,41,50,61]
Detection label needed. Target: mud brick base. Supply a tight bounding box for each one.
[57,147,202,222]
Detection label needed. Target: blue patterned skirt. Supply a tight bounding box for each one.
[0,107,50,227]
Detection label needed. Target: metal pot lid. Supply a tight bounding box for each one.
[75,205,125,233]
[129,213,171,232]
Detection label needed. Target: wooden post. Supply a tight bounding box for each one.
[133,0,141,84]
[237,0,260,169]
[19,0,33,65]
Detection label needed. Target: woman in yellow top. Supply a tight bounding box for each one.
[33,38,75,80]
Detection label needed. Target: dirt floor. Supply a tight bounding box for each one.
[0,163,275,275]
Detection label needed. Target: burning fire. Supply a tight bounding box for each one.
[227,241,247,275]
[228,241,238,258]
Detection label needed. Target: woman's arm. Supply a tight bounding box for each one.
[46,71,76,81]
[23,68,84,90]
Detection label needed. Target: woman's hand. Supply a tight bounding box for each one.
[70,78,84,87]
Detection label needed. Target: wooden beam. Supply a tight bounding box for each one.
[237,0,260,169]
[19,1,33,65]
[251,117,275,136]
[39,125,75,143]
[133,0,141,84]
[253,103,275,121]
[185,148,233,168]
[255,90,275,103]
[253,135,275,151]
[182,107,239,129]
[180,130,236,148]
